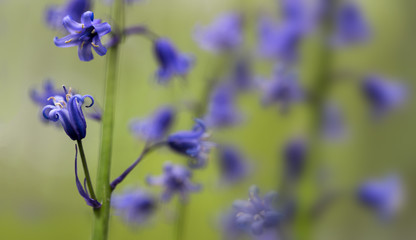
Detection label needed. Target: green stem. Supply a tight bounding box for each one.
[91,1,125,240]
[77,140,96,200]
[175,202,188,240]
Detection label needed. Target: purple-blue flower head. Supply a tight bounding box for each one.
[362,75,406,118]
[112,188,157,225]
[147,162,201,202]
[357,175,403,220]
[194,12,243,53]
[233,186,280,235]
[229,59,254,91]
[168,119,215,169]
[46,0,91,30]
[217,146,249,184]
[260,67,303,113]
[153,38,194,83]
[130,106,175,142]
[332,2,370,46]
[204,84,241,128]
[42,86,94,141]
[54,11,111,61]
[283,138,307,180]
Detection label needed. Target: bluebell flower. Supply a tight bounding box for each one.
[42,86,94,141]
[362,75,406,117]
[54,11,111,61]
[194,12,243,53]
[204,84,241,128]
[357,174,403,220]
[153,38,193,83]
[167,119,215,169]
[130,106,175,142]
[112,188,157,225]
[280,0,321,32]
[31,80,67,110]
[332,2,370,46]
[46,0,91,30]
[233,186,280,235]
[283,138,307,180]
[74,146,101,208]
[220,210,246,240]
[260,67,303,113]
[228,59,254,91]
[321,102,346,140]
[147,162,201,202]
[217,146,249,184]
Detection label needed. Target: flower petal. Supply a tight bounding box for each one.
[63,16,83,34]
[78,42,93,61]
[95,22,112,37]
[54,35,79,48]
[92,36,107,56]
[81,11,94,27]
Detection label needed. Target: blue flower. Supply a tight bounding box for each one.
[357,175,403,220]
[204,84,241,128]
[260,67,303,113]
[167,119,215,169]
[321,102,346,140]
[228,59,254,91]
[233,186,280,235]
[54,11,111,61]
[362,75,406,117]
[147,162,201,202]
[153,38,193,83]
[283,137,307,180]
[130,106,175,142]
[46,0,91,30]
[217,146,249,184]
[42,86,94,141]
[112,188,157,225]
[194,12,243,53]
[31,80,68,110]
[332,2,370,46]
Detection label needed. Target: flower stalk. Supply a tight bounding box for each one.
[76,139,96,200]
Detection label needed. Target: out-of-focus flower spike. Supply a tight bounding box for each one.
[217,145,249,184]
[45,0,91,30]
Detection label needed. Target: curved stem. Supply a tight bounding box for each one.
[175,202,188,240]
[76,140,96,200]
[110,141,166,191]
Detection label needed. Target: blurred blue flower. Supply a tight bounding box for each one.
[280,0,320,32]
[130,106,175,142]
[362,75,406,117]
[283,137,307,179]
[228,59,254,91]
[205,84,241,128]
[332,2,370,46]
[147,162,201,202]
[221,210,246,240]
[233,186,280,235]
[31,80,67,110]
[357,174,403,220]
[42,86,94,141]
[153,38,194,83]
[194,12,243,53]
[54,11,111,61]
[260,67,303,113]
[322,102,346,140]
[112,188,157,225]
[217,146,249,184]
[168,119,215,169]
[46,0,91,30]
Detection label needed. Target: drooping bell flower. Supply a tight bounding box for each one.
[153,38,193,83]
[233,186,280,235]
[147,162,201,202]
[54,11,111,61]
[283,137,307,180]
[167,119,215,169]
[46,0,91,30]
[42,86,94,141]
[217,146,249,184]
[130,106,175,142]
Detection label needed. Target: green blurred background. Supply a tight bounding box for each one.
[0,0,415,239]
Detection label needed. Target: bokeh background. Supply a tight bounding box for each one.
[0,0,415,239]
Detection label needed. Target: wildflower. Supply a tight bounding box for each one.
[217,146,249,184]
[260,67,303,113]
[54,11,111,61]
[112,188,157,225]
[321,102,346,139]
[362,75,406,117]
[46,0,91,30]
[130,106,175,142]
[74,146,101,208]
[205,84,241,128]
[228,59,254,91]
[357,174,403,220]
[153,38,193,83]
[233,186,280,235]
[42,86,94,141]
[283,138,307,180]
[147,162,201,202]
[332,2,370,46]
[31,80,68,110]
[194,12,243,53]
[167,119,215,169]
